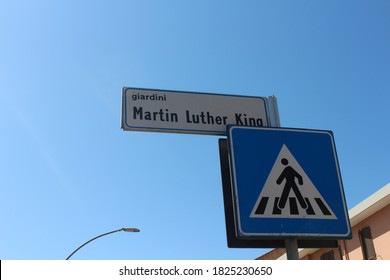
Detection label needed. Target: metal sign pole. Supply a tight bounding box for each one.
[285,239,299,260]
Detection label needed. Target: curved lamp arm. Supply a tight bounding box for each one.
[66,227,140,260]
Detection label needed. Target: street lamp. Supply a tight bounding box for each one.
[66,227,140,260]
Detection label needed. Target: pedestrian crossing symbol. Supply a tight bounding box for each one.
[227,126,351,239]
[250,144,337,219]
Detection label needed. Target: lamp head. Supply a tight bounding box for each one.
[122,228,140,232]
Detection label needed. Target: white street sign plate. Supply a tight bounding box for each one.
[121,87,271,135]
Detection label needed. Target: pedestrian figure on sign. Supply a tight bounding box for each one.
[277,158,308,210]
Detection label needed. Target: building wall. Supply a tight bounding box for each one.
[372,204,390,260]
[347,204,390,260]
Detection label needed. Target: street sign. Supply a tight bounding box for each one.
[121,87,278,135]
[228,126,351,239]
[218,139,338,249]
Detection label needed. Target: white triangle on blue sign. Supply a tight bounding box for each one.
[250,144,337,219]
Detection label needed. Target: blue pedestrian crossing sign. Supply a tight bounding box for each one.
[227,126,351,239]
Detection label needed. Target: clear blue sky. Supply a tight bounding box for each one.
[1,0,389,260]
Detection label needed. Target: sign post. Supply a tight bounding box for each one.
[285,239,299,260]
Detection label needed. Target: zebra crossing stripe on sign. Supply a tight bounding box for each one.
[250,144,337,219]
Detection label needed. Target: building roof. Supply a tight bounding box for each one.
[275,182,390,260]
